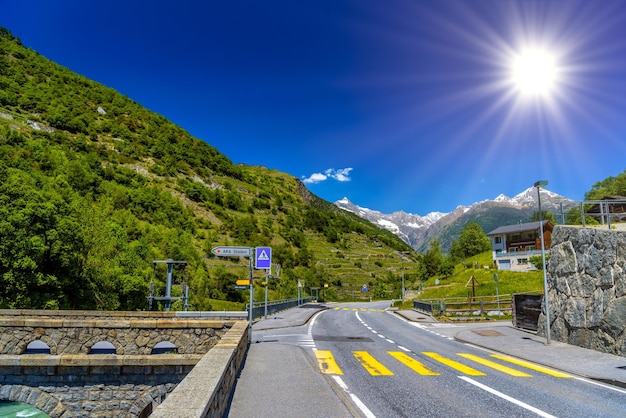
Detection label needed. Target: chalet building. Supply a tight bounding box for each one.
[486,220,553,271]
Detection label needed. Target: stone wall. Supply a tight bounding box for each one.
[0,310,243,355]
[538,226,626,356]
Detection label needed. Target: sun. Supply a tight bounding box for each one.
[510,48,558,96]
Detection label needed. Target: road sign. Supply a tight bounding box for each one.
[362,285,368,292]
[236,279,250,286]
[211,246,251,257]
[232,285,250,290]
[255,247,272,269]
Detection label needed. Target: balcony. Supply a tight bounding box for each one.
[494,249,546,258]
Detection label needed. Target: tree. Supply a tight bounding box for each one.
[422,239,444,278]
[449,222,491,260]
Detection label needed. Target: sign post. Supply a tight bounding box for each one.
[211,246,254,327]
[494,273,501,315]
[254,247,272,318]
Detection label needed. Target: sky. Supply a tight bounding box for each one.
[1,0,625,215]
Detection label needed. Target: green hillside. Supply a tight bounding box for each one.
[0,27,414,311]
[416,251,543,300]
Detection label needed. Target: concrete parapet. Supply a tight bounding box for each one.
[151,321,250,418]
[0,354,204,368]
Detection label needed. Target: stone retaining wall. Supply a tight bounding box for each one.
[539,226,626,356]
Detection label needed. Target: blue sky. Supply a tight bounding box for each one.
[1,0,625,215]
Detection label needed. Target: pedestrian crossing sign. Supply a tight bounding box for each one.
[255,247,272,269]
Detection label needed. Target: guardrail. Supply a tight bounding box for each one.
[246,297,312,319]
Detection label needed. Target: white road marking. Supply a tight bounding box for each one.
[459,376,556,418]
[574,377,626,395]
[332,375,377,418]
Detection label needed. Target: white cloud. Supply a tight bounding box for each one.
[302,172,328,184]
[302,167,353,184]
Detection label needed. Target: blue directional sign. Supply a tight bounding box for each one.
[362,285,368,292]
[255,247,272,269]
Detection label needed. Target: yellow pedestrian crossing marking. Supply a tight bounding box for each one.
[490,354,573,378]
[388,352,440,376]
[422,352,486,376]
[314,349,343,375]
[313,349,574,379]
[331,307,386,312]
[354,351,394,376]
[457,353,532,377]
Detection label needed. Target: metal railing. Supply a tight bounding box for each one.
[413,300,434,314]
[246,297,312,320]
[580,199,626,229]
[415,295,515,317]
[494,249,544,258]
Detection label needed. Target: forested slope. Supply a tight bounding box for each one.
[0,27,413,310]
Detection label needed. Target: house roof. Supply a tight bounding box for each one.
[486,221,550,236]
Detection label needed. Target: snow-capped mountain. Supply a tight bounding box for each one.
[335,187,575,252]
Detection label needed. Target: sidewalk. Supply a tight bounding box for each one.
[396,309,626,389]
[227,303,358,418]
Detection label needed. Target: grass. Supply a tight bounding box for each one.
[415,251,544,301]
[207,299,246,311]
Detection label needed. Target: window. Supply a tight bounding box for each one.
[495,237,502,244]
[151,341,178,355]
[89,341,116,354]
[24,340,51,354]
[517,258,528,264]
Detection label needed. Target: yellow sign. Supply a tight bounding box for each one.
[236,279,250,286]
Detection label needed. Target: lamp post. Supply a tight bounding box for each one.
[401,256,405,303]
[534,180,551,345]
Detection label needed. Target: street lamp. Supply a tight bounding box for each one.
[534,180,551,345]
[401,256,405,303]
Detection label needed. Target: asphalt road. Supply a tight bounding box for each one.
[239,301,626,417]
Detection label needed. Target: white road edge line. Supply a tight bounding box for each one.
[332,375,377,418]
[574,377,626,395]
[458,376,556,418]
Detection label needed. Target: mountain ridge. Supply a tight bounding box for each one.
[336,187,576,252]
